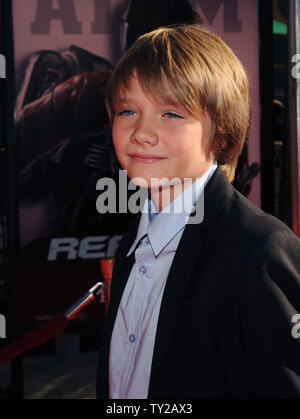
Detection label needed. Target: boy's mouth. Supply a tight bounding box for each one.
[128,153,167,164]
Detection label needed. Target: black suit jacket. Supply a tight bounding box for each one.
[96,168,300,399]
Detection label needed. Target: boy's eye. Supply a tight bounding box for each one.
[164,112,183,119]
[117,109,135,116]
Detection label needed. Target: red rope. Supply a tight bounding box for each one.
[0,315,69,366]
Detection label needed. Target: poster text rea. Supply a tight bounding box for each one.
[48,235,123,261]
[31,0,242,35]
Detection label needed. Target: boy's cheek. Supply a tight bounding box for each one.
[112,135,125,156]
[113,132,129,155]
[119,154,133,173]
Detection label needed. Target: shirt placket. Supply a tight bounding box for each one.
[121,241,152,397]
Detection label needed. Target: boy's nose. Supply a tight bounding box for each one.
[130,124,158,146]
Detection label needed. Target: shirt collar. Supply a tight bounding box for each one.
[127,202,150,256]
[127,161,218,257]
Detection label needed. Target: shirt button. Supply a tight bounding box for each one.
[139,265,147,274]
[129,334,136,343]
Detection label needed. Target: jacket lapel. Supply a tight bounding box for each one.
[148,168,234,392]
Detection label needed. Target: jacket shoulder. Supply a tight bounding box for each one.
[221,188,299,244]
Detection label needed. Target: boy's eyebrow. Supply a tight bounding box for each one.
[161,97,182,107]
[115,96,179,105]
[114,88,184,109]
[113,97,132,110]
[115,97,130,104]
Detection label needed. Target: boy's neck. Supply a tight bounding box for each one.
[150,181,192,212]
[149,162,216,212]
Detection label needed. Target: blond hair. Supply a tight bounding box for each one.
[106,25,250,181]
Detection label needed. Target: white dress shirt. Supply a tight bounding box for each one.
[109,162,218,399]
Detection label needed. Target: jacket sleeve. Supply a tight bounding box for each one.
[240,227,300,398]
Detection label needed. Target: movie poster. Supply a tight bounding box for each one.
[11,0,260,329]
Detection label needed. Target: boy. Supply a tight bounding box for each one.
[96,25,300,399]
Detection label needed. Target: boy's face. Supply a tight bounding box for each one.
[112,76,215,191]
